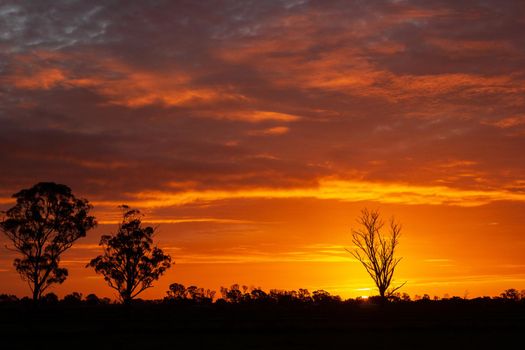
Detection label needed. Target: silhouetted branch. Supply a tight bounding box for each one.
[348,208,405,301]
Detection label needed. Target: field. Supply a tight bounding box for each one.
[1,299,524,349]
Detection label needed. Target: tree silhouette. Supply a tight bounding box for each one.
[500,288,520,301]
[220,284,243,303]
[87,206,171,304]
[0,182,96,301]
[167,282,187,300]
[348,208,405,301]
[62,292,83,304]
[166,283,216,303]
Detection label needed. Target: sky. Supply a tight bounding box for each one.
[1,0,525,300]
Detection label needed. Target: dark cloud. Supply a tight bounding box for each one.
[1,0,524,204]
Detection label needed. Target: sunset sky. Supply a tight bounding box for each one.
[1,0,525,300]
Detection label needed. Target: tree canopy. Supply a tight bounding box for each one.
[87,206,171,303]
[0,182,96,301]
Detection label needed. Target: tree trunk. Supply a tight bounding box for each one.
[122,287,132,305]
[32,284,40,303]
[379,288,387,303]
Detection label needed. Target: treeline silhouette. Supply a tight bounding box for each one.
[1,286,524,306]
[1,285,524,350]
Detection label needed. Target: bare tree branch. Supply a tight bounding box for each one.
[348,208,406,301]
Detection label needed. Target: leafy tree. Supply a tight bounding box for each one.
[87,206,171,304]
[250,288,268,301]
[166,283,216,303]
[297,288,312,302]
[348,208,405,301]
[41,292,59,304]
[85,293,101,305]
[0,294,19,303]
[220,284,243,303]
[312,289,340,303]
[0,182,96,301]
[269,289,297,303]
[167,282,187,299]
[62,292,83,304]
[187,285,216,302]
[500,288,520,300]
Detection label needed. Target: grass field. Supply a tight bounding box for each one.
[1,299,524,349]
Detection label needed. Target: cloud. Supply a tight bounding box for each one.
[219,111,300,123]
[248,126,290,136]
[12,67,67,89]
[1,0,525,209]
[4,52,235,108]
[89,178,525,209]
[408,274,525,288]
[97,218,258,225]
[423,259,453,263]
[169,243,353,264]
[484,116,525,128]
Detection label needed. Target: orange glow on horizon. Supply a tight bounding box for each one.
[87,179,525,212]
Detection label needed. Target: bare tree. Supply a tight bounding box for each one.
[87,206,171,304]
[348,208,405,300]
[0,182,96,301]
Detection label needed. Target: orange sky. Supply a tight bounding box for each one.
[1,0,525,300]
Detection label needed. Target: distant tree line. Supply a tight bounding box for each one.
[1,287,524,306]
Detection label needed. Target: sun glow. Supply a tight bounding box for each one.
[90,179,525,212]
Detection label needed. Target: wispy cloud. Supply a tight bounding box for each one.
[97,218,259,225]
[424,259,453,263]
[484,116,525,128]
[92,179,525,209]
[248,126,290,136]
[170,244,354,264]
[408,274,525,288]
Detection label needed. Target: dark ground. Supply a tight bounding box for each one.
[1,299,524,349]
